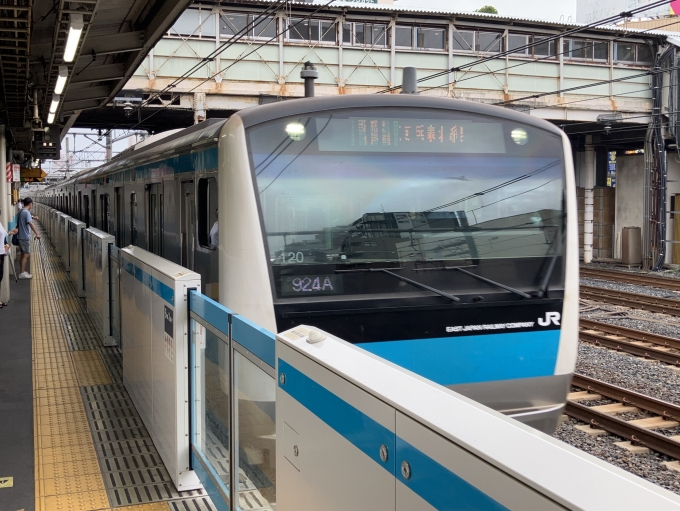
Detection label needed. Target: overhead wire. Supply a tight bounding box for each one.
[136,0,287,113]
[96,0,338,141]
[375,0,674,94]
[417,16,680,96]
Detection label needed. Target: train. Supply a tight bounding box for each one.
[35,94,578,433]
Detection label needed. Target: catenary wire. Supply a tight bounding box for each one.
[418,16,680,95]
[375,0,674,94]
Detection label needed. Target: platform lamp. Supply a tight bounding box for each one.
[63,13,84,62]
[47,94,60,125]
[54,66,68,95]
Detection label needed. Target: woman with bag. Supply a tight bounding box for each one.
[0,219,18,308]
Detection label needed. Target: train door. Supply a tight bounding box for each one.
[115,187,123,247]
[181,181,195,270]
[77,191,82,221]
[100,194,110,234]
[130,192,138,246]
[147,183,163,256]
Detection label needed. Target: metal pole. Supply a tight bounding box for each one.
[300,61,318,98]
[583,136,595,264]
[401,66,418,94]
[106,132,112,162]
[65,136,70,175]
[0,125,9,304]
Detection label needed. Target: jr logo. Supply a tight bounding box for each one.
[538,312,561,327]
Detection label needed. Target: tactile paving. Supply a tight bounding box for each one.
[32,221,218,511]
[73,350,113,385]
[99,346,124,384]
[168,498,219,511]
[61,313,102,351]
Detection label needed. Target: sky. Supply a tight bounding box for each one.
[393,0,578,22]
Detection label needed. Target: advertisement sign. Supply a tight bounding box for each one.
[12,164,20,182]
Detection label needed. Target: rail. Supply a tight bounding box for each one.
[568,374,680,460]
[581,267,680,291]
[580,318,680,365]
[581,285,680,316]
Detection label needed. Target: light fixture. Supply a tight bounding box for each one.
[49,94,60,114]
[285,122,306,141]
[510,128,528,146]
[54,65,68,94]
[47,112,55,124]
[63,13,84,62]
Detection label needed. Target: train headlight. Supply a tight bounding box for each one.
[286,122,306,141]
[511,128,528,145]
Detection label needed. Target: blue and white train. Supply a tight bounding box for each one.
[36,94,578,433]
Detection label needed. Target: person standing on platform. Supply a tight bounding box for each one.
[0,219,18,307]
[17,197,40,280]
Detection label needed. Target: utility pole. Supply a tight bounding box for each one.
[106,132,112,161]
[65,136,70,176]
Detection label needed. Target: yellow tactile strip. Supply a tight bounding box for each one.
[31,232,120,511]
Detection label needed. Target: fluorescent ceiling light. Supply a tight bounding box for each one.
[47,112,55,124]
[63,13,84,62]
[49,95,60,114]
[54,66,68,94]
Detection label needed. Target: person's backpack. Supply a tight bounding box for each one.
[11,210,23,245]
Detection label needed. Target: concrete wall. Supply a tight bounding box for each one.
[614,154,644,259]
[665,156,680,264]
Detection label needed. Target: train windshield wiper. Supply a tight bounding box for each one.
[414,266,531,299]
[537,230,565,298]
[336,268,460,302]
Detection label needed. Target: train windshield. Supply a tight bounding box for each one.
[247,108,565,296]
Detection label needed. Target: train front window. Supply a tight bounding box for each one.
[247,108,565,297]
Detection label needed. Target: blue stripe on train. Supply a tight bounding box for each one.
[357,330,561,386]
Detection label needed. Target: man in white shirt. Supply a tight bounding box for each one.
[209,209,218,250]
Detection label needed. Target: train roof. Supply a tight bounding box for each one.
[50,94,563,189]
[236,94,565,136]
[54,118,227,187]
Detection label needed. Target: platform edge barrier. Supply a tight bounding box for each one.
[68,217,86,298]
[58,212,71,270]
[121,246,202,491]
[83,227,114,346]
[188,290,277,511]
[276,325,680,511]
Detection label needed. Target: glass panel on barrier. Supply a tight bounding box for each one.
[192,319,231,503]
[235,351,276,508]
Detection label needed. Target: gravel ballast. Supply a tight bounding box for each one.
[553,341,680,493]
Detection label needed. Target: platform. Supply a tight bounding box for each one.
[9,224,218,511]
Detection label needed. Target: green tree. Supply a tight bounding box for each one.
[476,5,498,14]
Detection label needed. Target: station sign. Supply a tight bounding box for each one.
[20,167,47,182]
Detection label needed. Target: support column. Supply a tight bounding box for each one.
[106,133,112,161]
[584,135,596,263]
[0,125,9,304]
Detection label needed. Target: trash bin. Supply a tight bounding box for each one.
[622,227,642,265]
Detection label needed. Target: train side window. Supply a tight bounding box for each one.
[197,177,218,249]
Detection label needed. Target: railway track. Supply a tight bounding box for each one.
[567,374,680,460]
[581,267,680,292]
[579,319,680,366]
[581,285,680,317]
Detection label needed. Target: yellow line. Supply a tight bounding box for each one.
[31,232,110,511]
